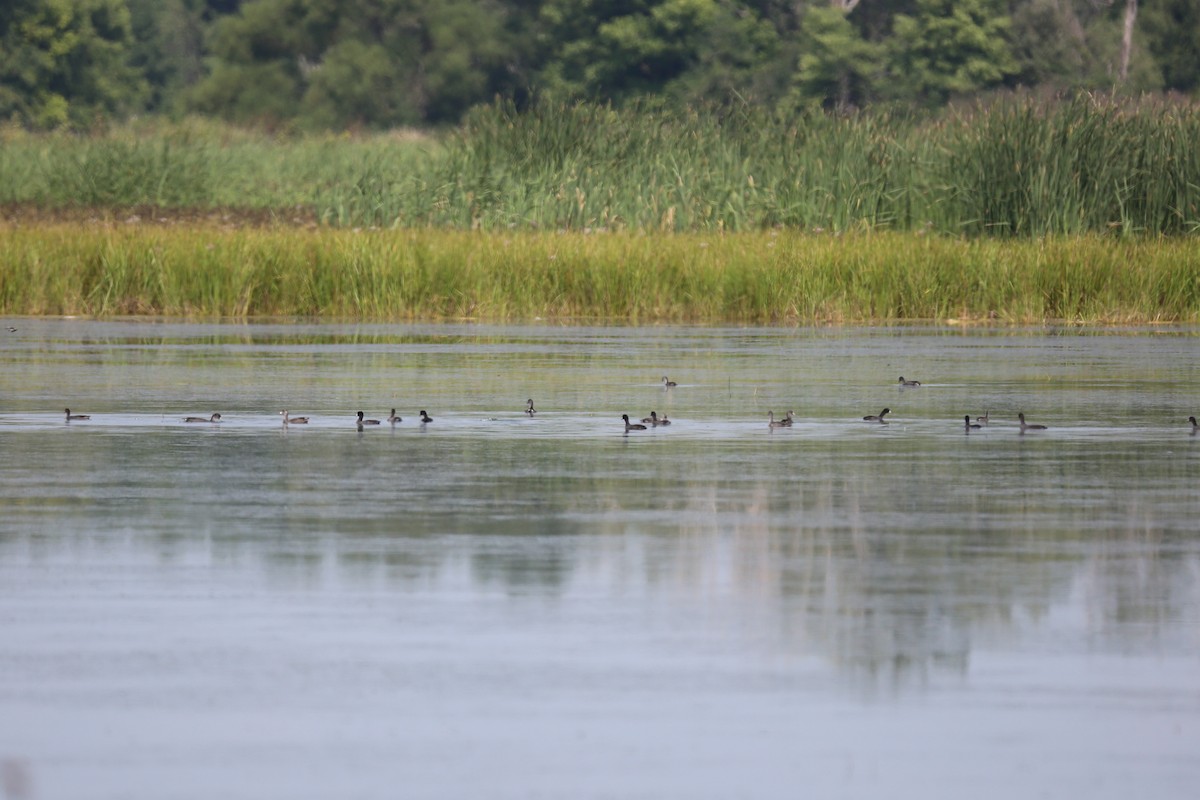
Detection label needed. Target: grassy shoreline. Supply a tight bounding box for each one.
[2,222,1197,324]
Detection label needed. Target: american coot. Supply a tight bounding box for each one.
[279,410,309,424]
[184,413,222,423]
[357,411,381,425]
[863,408,890,423]
[419,410,433,423]
[65,408,91,421]
[1018,412,1047,432]
[525,399,536,416]
[662,376,677,388]
[964,414,982,431]
[899,377,921,387]
[622,414,647,431]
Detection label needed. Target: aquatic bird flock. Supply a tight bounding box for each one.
[55,376,1195,434]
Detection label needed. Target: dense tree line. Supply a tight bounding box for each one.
[2,0,1197,130]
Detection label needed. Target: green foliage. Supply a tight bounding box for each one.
[188,0,515,128]
[126,0,208,114]
[1008,0,1090,88]
[0,0,145,128]
[188,61,302,126]
[659,1,783,106]
[887,0,1018,105]
[791,5,882,110]
[302,39,420,128]
[3,1,1199,130]
[1076,4,1163,92]
[538,0,761,102]
[1142,0,1200,92]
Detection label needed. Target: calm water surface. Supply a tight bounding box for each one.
[1,319,1198,800]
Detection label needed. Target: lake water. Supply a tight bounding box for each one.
[1,319,1198,800]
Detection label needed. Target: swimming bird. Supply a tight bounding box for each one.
[768,411,788,429]
[1189,416,1197,434]
[419,410,433,423]
[656,414,671,426]
[184,413,222,423]
[662,376,677,388]
[622,414,647,431]
[64,408,90,421]
[782,410,796,427]
[964,415,982,431]
[357,411,381,425]
[975,410,990,425]
[898,377,921,387]
[279,410,309,424]
[641,411,660,425]
[863,408,890,423]
[525,399,536,416]
[388,409,402,424]
[1018,412,1047,433]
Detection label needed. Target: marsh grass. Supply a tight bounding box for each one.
[2,95,1197,236]
[2,225,1197,323]
[4,98,1197,323]
[945,96,1200,236]
[0,118,436,212]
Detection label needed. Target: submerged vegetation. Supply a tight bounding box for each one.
[2,225,1197,323]
[3,95,1199,236]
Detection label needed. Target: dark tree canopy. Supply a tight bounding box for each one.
[1,0,1195,130]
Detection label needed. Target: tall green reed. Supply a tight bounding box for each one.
[267,96,1200,235]
[2,96,1197,236]
[943,95,1200,236]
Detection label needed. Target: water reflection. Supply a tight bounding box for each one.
[2,422,1195,686]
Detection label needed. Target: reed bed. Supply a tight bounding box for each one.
[3,224,1197,323]
[3,96,1199,236]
